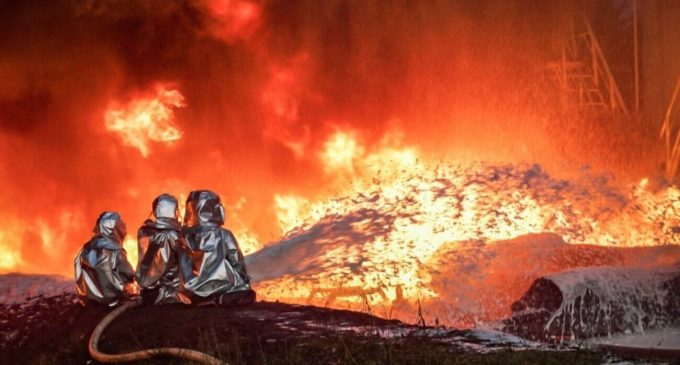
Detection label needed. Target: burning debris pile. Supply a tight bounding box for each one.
[2,160,678,337]
[248,162,680,327]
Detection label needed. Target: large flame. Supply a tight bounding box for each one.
[104,84,185,157]
[249,131,680,326]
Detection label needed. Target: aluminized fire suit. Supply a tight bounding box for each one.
[74,211,135,306]
[179,190,254,304]
[135,194,182,304]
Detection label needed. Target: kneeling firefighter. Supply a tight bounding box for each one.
[74,211,135,306]
[79,209,227,365]
[179,190,256,305]
[136,194,182,304]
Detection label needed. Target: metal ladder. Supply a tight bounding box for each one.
[547,16,629,116]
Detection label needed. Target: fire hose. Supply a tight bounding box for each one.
[88,300,227,365]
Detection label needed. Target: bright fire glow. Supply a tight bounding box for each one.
[0,229,23,271]
[321,130,418,178]
[104,84,185,157]
[322,131,363,174]
[252,130,680,326]
[123,235,138,268]
[235,229,261,256]
[274,194,310,235]
[0,210,87,274]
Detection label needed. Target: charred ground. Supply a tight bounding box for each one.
[0,293,669,365]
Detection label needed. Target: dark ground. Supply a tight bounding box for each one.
[0,293,675,365]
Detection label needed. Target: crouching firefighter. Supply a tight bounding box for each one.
[136,194,182,305]
[74,211,136,306]
[178,190,256,305]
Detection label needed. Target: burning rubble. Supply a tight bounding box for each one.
[5,154,678,339]
[248,159,680,328]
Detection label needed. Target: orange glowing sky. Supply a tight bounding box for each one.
[0,0,670,277]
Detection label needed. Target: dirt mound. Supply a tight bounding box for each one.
[0,273,73,303]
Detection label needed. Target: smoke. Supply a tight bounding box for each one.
[0,0,659,275]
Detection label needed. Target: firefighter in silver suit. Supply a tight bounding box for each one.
[178,190,256,305]
[136,194,182,304]
[74,211,135,306]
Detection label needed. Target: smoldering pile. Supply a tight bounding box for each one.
[250,163,678,285]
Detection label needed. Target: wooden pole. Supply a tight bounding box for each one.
[633,0,640,116]
[661,77,680,180]
[562,41,568,111]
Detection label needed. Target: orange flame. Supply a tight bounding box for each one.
[0,228,23,271]
[321,131,363,174]
[104,84,185,157]
[252,130,680,326]
[122,235,138,268]
[202,0,261,43]
[261,55,312,157]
